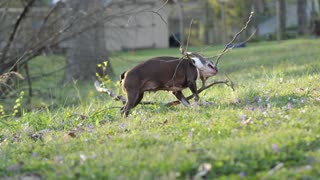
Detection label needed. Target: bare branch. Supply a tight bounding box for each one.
[222,11,254,53]
[38,3,61,34]
[224,73,235,91]
[0,0,36,62]
[5,4,150,72]
[166,80,232,106]
[207,28,257,60]
[0,71,24,80]
[148,8,182,47]
[214,28,257,66]
[95,81,126,105]
[185,18,194,53]
[214,11,255,67]
[155,0,169,12]
[94,79,233,107]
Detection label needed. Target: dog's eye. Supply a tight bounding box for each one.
[192,60,195,64]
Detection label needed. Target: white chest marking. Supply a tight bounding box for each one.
[196,68,200,80]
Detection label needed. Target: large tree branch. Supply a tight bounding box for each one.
[95,79,233,107]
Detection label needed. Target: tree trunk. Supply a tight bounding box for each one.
[276,0,286,41]
[64,0,113,83]
[297,0,307,35]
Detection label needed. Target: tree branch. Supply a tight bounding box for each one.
[214,11,255,67]
[95,79,233,107]
[0,0,36,63]
[166,80,232,106]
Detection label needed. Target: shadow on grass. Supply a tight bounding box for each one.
[134,92,310,114]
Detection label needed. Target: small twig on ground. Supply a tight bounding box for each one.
[262,163,284,180]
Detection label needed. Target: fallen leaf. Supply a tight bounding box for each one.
[68,131,76,138]
[80,114,88,120]
[162,119,168,125]
[63,131,77,142]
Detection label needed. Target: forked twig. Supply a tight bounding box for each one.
[222,12,254,53]
[207,28,257,59]
[214,12,255,67]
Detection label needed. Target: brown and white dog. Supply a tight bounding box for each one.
[119,52,217,116]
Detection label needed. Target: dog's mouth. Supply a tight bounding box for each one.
[208,64,217,71]
[204,64,217,76]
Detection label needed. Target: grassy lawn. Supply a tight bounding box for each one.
[1,39,320,179]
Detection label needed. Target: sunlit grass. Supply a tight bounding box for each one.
[0,39,320,179]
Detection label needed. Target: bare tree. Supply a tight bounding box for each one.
[0,0,159,97]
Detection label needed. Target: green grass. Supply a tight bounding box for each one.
[1,39,320,179]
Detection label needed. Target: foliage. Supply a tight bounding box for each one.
[96,61,112,86]
[0,39,320,179]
